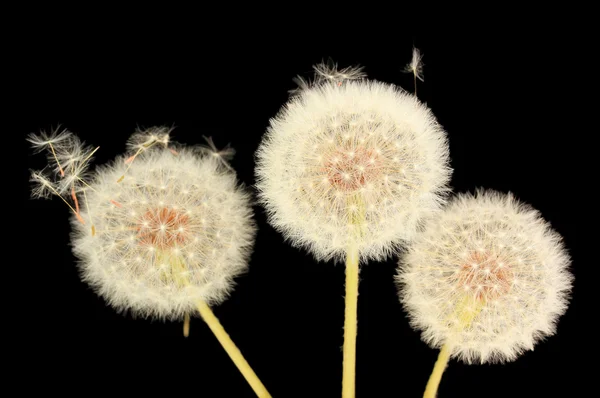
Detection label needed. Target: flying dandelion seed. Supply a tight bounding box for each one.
[397,190,573,398]
[404,47,424,95]
[29,127,271,398]
[256,64,451,397]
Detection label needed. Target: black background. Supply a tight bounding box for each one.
[17,12,588,398]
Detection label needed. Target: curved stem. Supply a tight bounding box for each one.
[197,300,272,398]
[423,295,484,397]
[423,344,452,398]
[342,245,360,398]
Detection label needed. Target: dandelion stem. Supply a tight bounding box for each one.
[423,343,452,398]
[197,300,271,398]
[424,296,483,398]
[183,313,190,338]
[342,244,360,398]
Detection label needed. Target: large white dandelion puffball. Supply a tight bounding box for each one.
[72,135,255,319]
[398,190,573,364]
[256,65,451,262]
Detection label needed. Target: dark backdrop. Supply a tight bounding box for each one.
[17,14,586,398]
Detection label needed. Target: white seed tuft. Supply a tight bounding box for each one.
[27,128,72,153]
[30,170,56,199]
[404,47,425,82]
[126,126,172,153]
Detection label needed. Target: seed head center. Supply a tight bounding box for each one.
[323,146,380,191]
[457,252,513,301]
[138,207,190,249]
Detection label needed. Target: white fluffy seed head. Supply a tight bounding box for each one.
[59,131,256,320]
[397,190,573,364]
[256,65,451,262]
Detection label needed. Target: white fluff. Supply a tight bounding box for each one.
[404,47,424,82]
[256,67,451,262]
[28,129,96,196]
[397,190,573,364]
[126,127,171,152]
[31,129,256,319]
[27,128,72,152]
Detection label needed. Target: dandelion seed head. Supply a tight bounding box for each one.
[397,190,573,364]
[257,67,451,262]
[52,131,256,320]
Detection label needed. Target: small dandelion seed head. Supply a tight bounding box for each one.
[397,190,573,364]
[257,67,451,262]
[29,129,258,320]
